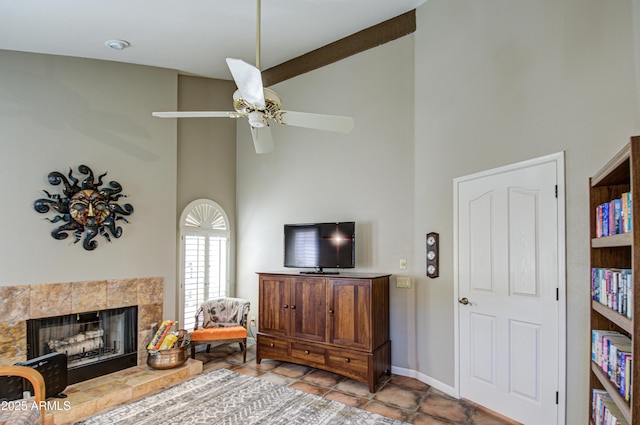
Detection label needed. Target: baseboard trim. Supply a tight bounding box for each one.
[390,365,456,398]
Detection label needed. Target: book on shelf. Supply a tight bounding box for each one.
[595,192,632,238]
[592,329,633,400]
[620,351,632,402]
[592,389,630,425]
[591,268,633,319]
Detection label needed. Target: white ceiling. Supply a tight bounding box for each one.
[0,0,427,80]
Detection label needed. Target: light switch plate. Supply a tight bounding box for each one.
[396,277,411,288]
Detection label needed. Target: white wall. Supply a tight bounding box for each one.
[414,0,638,421]
[0,50,179,317]
[235,36,416,366]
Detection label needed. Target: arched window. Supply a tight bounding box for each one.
[179,199,230,331]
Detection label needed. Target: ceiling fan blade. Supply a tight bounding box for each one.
[226,58,265,108]
[152,111,243,118]
[250,125,274,154]
[278,111,354,133]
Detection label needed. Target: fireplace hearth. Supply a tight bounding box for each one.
[27,307,138,384]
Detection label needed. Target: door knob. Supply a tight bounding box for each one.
[458,297,470,305]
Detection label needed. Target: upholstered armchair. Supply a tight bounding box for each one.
[0,366,46,425]
[190,297,250,363]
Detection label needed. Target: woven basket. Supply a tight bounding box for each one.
[147,343,190,370]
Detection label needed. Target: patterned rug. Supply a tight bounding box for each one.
[73,368,408,425]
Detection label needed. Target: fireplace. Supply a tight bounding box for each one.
[26,306,138,384]
[0,277,163,378]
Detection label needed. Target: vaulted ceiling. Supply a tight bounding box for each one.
[0,0,426,84]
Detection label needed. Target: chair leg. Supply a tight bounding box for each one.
[242,339,247,363]
[191,344,196,359]
[206,344,211,353]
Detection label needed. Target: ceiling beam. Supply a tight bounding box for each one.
[261,9,416,87]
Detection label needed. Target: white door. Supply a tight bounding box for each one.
[454,153,565,425]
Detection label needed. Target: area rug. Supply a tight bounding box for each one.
[73,368,409,424]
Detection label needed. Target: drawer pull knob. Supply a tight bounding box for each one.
[305,350,310,354]
[345,358,350,363]
[291,305,296,309]
[283,304,289,308]
[329,309,334,314]
[270,343,275,347]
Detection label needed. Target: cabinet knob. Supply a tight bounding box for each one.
[344,358,350,363]
[270,343,275,347]
[305,350,310,354]
[329,309,334,314]
[283,304,289,308]
[291,305,296,309]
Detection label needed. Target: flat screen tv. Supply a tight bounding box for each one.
[284,222,355,274]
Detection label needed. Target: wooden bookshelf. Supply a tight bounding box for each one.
[589,136,640,424]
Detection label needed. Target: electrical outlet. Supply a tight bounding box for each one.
[250,316,256,325]
[396,277,411,288]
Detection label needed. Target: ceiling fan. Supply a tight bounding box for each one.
[152,0,355,154]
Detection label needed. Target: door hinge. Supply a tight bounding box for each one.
[556,391,559,404]
[556,288,559,301]
[555,185,558,198]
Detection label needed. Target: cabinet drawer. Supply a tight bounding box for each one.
[258,335,288,357]
[326,349,369,379]
[291,342,325,365]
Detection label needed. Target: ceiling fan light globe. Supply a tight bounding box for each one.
[248,111,267,128]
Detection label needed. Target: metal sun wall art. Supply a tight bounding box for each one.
[34,164,134,251]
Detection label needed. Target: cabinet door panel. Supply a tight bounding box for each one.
[259,276,290,336]
[291,277,327,342]
[329,279,371,350]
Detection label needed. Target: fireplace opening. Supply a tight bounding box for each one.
[27,306,138,384]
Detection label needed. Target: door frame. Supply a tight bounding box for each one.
[452,151,566,424]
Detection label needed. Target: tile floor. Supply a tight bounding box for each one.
[195,342,521,425]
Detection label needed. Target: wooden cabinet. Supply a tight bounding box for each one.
[257,272,391,392]
[589,137,640,424]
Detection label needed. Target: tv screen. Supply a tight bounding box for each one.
[284,222,355,273]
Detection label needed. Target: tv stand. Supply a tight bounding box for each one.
[256,272,391,392]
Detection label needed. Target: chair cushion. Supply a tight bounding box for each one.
[190,325,247,341]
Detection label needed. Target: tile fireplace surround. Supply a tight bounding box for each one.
[0,277,164,368]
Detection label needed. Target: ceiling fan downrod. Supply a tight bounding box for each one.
[256,0,261,70]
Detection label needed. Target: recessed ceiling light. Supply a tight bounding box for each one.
[105,40,130,50]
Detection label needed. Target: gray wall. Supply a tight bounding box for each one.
[176,75,237,311]
[414,0,638,420]
[236,0,640,422]
[0,50,179,316]
[176,75,236,214]
[235,36,416,369]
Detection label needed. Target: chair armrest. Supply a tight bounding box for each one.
[0,366,46,423]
